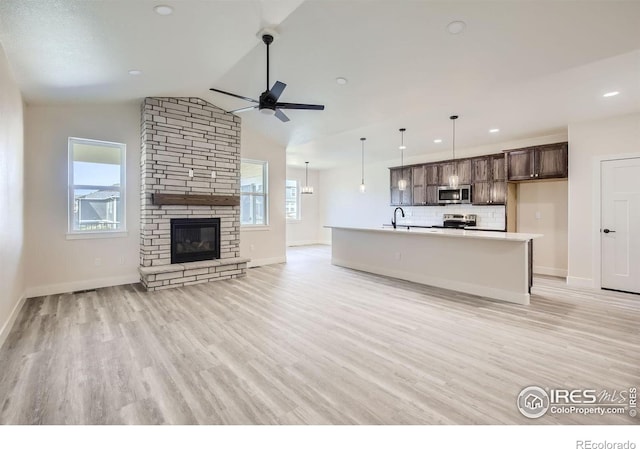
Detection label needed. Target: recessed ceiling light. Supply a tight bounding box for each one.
[154,5,173,15]
[434,139,442,143]
[128,70,142,76]
[603,91,619,97]
[489,128,500,133]
[336,77,348,85]
[447,21,466,35]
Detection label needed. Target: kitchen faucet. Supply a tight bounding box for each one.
[392,207,405,229]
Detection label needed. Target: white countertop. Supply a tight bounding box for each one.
[326,225,542,242]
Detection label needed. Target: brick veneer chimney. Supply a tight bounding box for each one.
[139,97,248,291]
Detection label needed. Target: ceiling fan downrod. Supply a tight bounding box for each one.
[262,33,274,91]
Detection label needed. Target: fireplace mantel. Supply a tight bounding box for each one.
[152,193,240,206]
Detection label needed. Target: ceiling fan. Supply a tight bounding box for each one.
[209,33,325,123]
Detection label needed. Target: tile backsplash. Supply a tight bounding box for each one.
[390,205,506,229]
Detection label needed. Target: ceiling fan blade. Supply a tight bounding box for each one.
[269,81,287,101]
[274,109,290,122]
[209,88,258,103]
[229,106,258,114]
[276,102,325,111]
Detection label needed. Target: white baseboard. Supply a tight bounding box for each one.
[247,256,287,268]
[25,274,140,299]
[0,292,27,350]
[332,258,530,305]
[286,240,322,247]
[533,265,568,278]
[319,240,331,246]
[566,276,595,288]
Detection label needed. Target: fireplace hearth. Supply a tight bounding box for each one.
[170,218,220,264]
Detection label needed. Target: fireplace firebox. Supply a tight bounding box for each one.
[170,218,220,264]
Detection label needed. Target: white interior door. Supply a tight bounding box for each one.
[601,158,640,294]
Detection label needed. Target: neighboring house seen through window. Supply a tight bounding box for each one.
[68,137,126,234]
[285,179,300,220]
[241,159,268,226]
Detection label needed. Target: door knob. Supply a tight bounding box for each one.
[603,229,616,234]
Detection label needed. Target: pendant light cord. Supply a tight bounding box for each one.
[452,119,456,161]
[400,128,405,171]
[450,116,458,175]
[452,119,456,175]
[361,138,365,184]
[305,162,309,185]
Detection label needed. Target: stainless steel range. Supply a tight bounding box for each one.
[431,214,477,229]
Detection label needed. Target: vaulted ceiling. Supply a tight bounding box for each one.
[1,0,639,168]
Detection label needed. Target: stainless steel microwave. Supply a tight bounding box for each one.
[437,185,471,204]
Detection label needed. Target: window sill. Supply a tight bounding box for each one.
[287,219,302,224]
[241,226,271,232]
[66,231,129,240]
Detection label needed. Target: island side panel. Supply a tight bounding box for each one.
[330,228,530,305]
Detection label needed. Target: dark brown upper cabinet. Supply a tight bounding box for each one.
[456,159,472,185]
[440,160,472,185]
[439,162,455,185]
[505,142,568,181]
[390,167,413,206]
[472,154,506,205]
[411,165,426,206]
[425,164,439,205]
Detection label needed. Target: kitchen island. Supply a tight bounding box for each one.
[327,226,542,305]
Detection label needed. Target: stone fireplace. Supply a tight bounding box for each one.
[138,97,248,291]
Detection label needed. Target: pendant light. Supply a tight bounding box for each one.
[398,128,408,191]
[301,161,314,194]
[448,115,459,188]
[359,137,366,193]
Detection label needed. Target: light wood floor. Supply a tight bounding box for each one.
[1,245,638,424]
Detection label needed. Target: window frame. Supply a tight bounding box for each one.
[67,137,127,237]
[285,178,301,222]
[240,158,269,228]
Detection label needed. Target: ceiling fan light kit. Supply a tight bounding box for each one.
[209,32,325,122]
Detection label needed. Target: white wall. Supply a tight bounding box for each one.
[286,166,320,246]
[517,180,568,277]
[567,112,640,287]
[240,127,286,266]
[24,103,141,297]
[0,43,26,346]
[318,132,568,243]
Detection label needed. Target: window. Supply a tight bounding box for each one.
[285,179,300,220]
[241,159,268,226]
[68,137,126,234]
